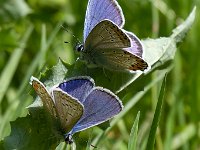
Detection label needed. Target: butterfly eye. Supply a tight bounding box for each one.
[75,44,84,52]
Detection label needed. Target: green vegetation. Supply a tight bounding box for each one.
[0,0,198,149]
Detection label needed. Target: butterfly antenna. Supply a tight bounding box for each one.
[60,25,82,45]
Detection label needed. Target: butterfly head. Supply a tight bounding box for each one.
[75,44,84,52]
[64,134,73,144]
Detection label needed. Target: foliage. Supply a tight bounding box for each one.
[0,0,198,149]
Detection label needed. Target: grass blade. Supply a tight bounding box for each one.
[128,111,140,150]
[0,25,33,104]
[146,74,167,150]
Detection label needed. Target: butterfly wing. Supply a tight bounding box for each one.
[123,30,143,58]
[84,0,125,42]
[30,76,57,118]
[85,20,131,50]
[52,88,84,133]
[92,48,148,71]
[83,20,148,71]
[70,87,123,134]
[58,76,94,103]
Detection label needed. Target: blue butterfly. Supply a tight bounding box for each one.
[30,76,123,143]
[76,0,149,72]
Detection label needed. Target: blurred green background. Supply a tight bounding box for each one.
[0,0,199,149]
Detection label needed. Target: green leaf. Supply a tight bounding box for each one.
[128,111,140,150]
[40,59,68,87]
[142,37,175,67]
[171,7,196,43]
[3,108,60,150]
[146,74,167,150]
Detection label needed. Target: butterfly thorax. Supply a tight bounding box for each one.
[76,44,90,62]
[77,44,99,68]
